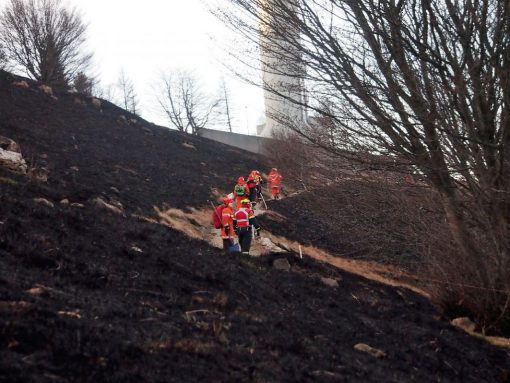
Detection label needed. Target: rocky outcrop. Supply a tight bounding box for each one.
[0,136,27,174]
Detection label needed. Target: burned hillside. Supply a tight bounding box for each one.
[0,70,509,382]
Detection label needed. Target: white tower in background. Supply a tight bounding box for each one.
[257,0,306,137]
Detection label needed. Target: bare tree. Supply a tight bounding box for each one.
[214,0,510,327]
[117,69,139,115]
[220,77,234,132]
[0,0,92,88]
[156,70,220,135]
[94,82,118,105]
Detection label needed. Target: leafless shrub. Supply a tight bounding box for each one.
[423,214,510,335]
[263,129,325,192]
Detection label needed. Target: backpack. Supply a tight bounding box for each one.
[234,184,245,196]
[212,205,224,229]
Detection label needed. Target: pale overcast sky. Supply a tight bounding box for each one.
[3,0,265,134]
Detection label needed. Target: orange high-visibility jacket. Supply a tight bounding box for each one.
[268,171,282,187]
[220,205,235,238]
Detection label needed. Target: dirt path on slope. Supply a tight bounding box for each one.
[154,205,287,257]
[152,204,428,296]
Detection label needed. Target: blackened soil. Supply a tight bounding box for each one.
[1,71,509,382]
[259,179,449,268]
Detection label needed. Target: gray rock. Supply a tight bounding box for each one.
[273,258,291,271]
[38,84,53,96]
[451,317,476,333]
[91,98,101,109]
[354,343,386,358]
[0,136,20,152]
[91,197,123,214]
[320,277,340,288]
[12,80,29,88]
[0,136,27,174]
[33,198,54,208]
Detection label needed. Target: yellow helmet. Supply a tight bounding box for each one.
[240,198,250,205]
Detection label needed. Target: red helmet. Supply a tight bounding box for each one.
[238,176,245,184]
[223,196,232,205]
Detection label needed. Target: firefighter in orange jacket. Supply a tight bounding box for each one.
[233,198,261,256]
[220,196,236,253]
[267,168,282,199]
[233,176,249,210]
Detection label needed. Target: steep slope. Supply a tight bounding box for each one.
[0,71,262,212]
[258,179,448,267]
[1,71,509,382]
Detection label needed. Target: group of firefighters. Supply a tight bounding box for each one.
[214,168,283,256]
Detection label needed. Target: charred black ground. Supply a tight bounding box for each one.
[1,70,509,382]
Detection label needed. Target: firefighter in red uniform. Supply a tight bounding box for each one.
[233,198,261,256]
[247,170,263,209]
[246,173,258,209]
[220,196,236,253]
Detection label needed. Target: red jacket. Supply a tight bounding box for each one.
[234,207,256,228]
[246,176,256,190]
